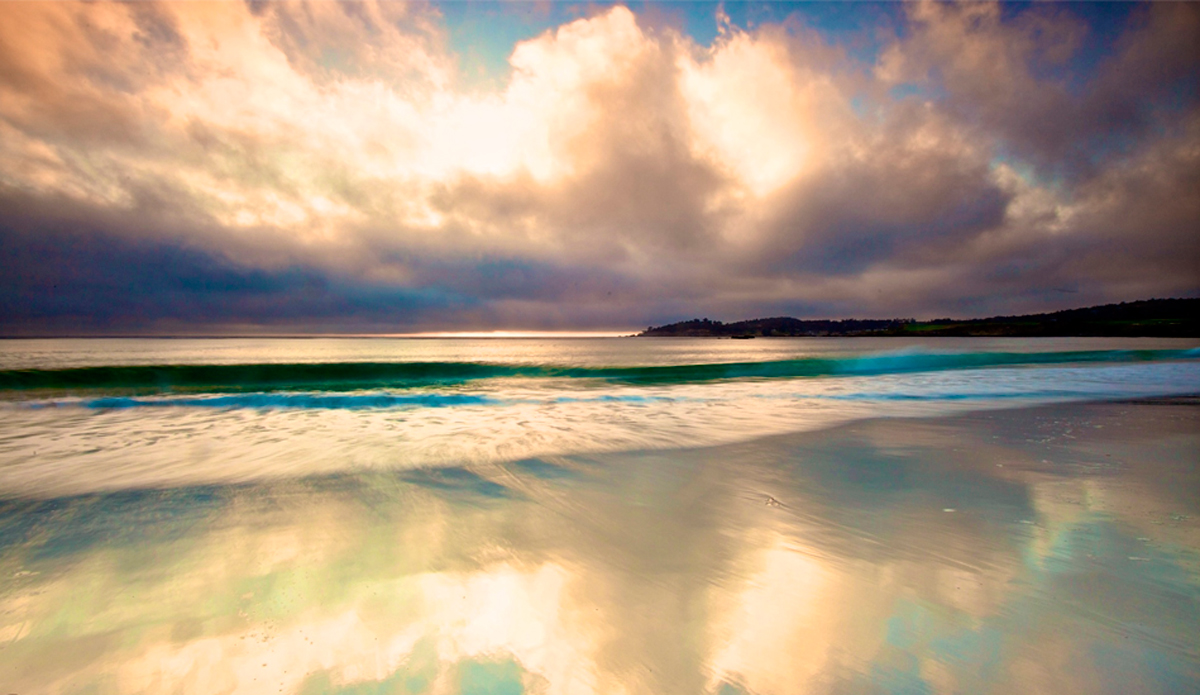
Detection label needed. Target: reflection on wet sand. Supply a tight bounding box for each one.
[1,400,1197,694]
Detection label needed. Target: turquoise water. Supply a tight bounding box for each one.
[0,337,1198,693]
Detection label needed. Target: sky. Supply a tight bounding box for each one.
[0,1,1197,334]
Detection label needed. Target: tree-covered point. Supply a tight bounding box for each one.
[639,298,1199,337]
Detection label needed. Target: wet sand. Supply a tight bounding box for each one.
[1,397,1197,694]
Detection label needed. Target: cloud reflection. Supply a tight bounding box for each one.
[1,401,1197,693]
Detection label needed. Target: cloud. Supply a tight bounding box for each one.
[0,187,470,334]
[0,1,1196,332]
[878,2,1200,179]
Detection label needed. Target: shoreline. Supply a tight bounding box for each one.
[2,386,1197,694]
[1,392,1196,504]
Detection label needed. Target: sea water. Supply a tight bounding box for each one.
[1,337,1198,693]
[2,337,1198,497]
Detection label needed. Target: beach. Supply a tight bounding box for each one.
[1,368,1198,693]
[3,1,1198,692]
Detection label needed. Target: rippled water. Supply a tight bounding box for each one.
[1,337,1198,694]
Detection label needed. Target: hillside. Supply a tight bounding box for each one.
[638,298,1200,338]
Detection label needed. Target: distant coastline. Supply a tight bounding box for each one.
[638,298,1200,338]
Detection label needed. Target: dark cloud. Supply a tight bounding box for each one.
[755,142,1011,275]
[0,191,472,335]
[890,2,1200,181]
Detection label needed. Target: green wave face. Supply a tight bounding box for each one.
[1,349,1196,395]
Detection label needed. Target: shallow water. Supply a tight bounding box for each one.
[1,338,1198,693]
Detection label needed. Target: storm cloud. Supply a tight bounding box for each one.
[0,1,1196,333]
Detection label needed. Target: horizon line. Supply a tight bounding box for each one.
[0,330,641,340]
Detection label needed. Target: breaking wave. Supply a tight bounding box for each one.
[3,348,1197,396]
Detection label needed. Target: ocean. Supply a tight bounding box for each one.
[1,337,1198,694]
